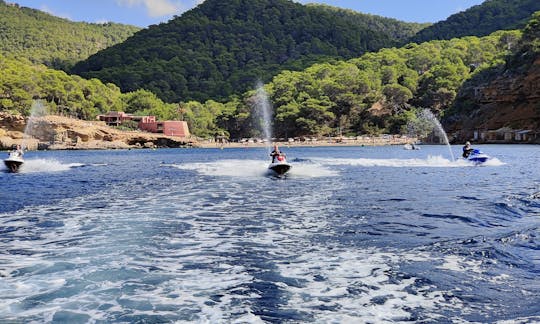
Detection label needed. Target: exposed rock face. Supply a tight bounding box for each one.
[0,112,39,149]
[0,113,26,132]
[447,56,540,142]
[0,113,196,150]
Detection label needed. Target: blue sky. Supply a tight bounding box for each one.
[11,0,485,27]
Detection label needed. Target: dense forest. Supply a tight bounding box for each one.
[0,0,139,70]
[1,0,539,140]
[71,0,427,103]
[0,54,177,120]
[411,0,540,43]
[180,30,521,139]
[305,4,430,44]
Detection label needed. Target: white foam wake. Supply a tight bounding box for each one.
[166,159,338,178]
[312,155,504,168]
[479,157,505,166]
[16,159,83,173]
[277,248,464,323]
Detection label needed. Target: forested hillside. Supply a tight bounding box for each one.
[0,54,176,120]
[235,31,521,138]
[166,29,520,139]
[0,1,139,70]
[305,4,430,43]
[0,26,525,140]
[1,0,538,141]
[71,0,427,103]
[411,0,540,43]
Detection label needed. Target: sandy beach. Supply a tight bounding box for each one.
[198,136,417,149]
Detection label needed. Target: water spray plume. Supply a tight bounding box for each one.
[407,108,455,161]
[22,100,47,150]
[254,81,273,153]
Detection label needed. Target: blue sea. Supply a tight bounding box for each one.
[1,145,539,323]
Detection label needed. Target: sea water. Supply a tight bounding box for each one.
[1,145,539,323]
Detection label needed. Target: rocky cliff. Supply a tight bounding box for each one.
[446,55,540,142]
[0,113,196,150]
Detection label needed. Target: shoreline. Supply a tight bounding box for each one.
[0,138,414,151]
[2,137,538,152]
[197,137,416,149]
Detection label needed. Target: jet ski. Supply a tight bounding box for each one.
[4,151,24,173]
[467,149,490,164]
[268,155,291,176]
[403,143,420,150]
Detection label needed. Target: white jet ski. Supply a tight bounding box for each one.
[403,143,420,150]
[4,151,24,173]
[268,155,291,176]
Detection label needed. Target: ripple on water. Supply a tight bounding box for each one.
[1,147,539,323]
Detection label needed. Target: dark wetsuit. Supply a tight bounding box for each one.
[462,146,473,158]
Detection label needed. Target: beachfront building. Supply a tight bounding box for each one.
[97,111,133,126]
[98,112,190,137]
[138,117,190,137]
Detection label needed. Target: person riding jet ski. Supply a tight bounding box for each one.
[462,141,474,158]
[268,144,291,175]
[270,144,286,162]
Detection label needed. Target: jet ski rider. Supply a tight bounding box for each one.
[462,141,474,158]
[11,144,24,157]
[270,144,286,163]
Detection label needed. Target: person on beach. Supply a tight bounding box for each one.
[270,144,285,163]
[462,141,474,158]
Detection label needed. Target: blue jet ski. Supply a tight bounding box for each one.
[467,149,490,164]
